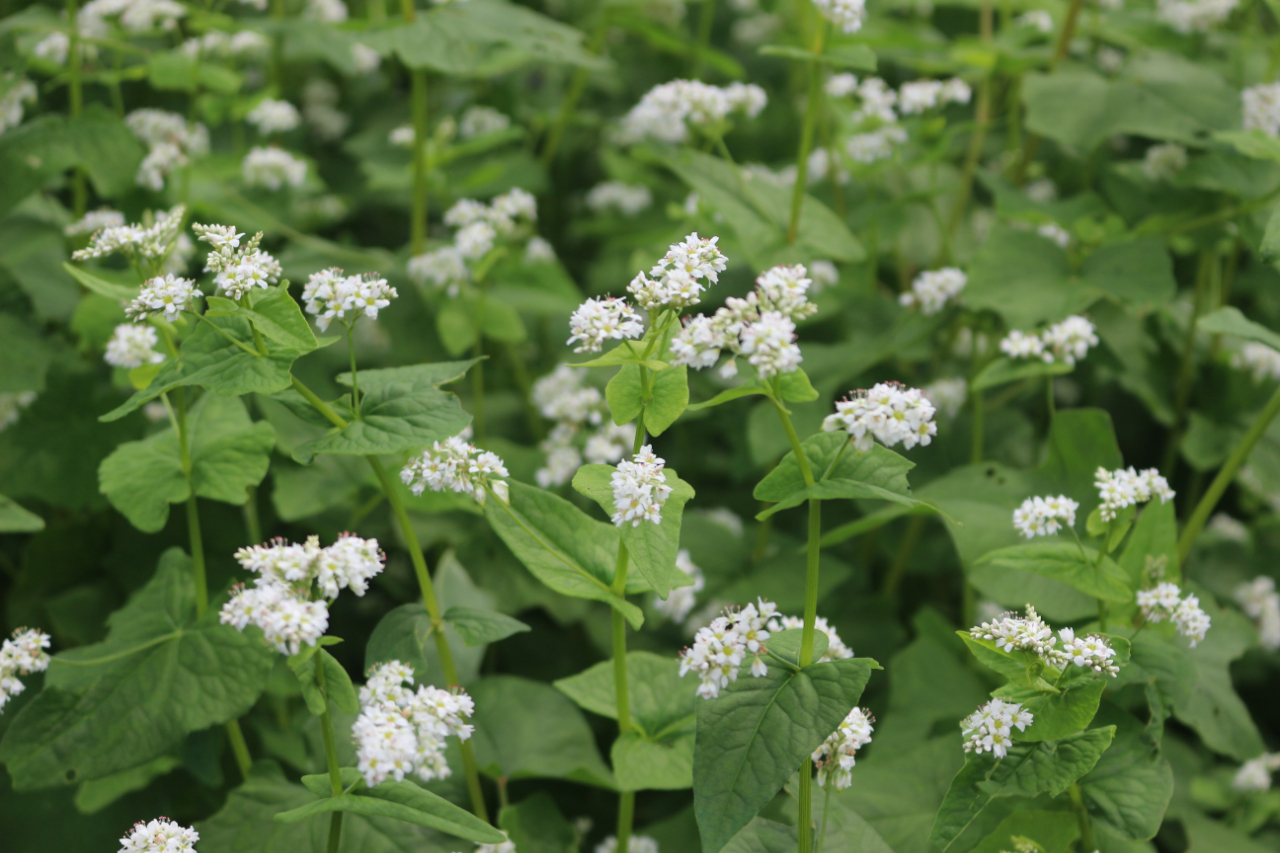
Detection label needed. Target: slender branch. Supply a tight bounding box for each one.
[786,23,828,243]
[244,486,263,546]
[611,542,636,853]
[315,658,346,853]
[1162,250,1215,475]
[1012,0,1085,183]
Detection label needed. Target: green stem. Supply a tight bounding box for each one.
[883,514,925,596]
[497,777,510,811]
[66,0,86,218]
[1013,0,1085,183]
[174,389,209,618]
[315,658,346,853]
[1162,250,1215,475]
[540,11,609,166]
[1068,783,1097,853]
[347,323,361,418]
[786,23,827,244]
[946,0,993,241]
[409,68,429,256]
[690,0,716,79]
[507,344,546,441]
[970,387,985,464]
[611,542,636,852]
[1178,382,1280,563]
[472,290,488,441]
[244,485,263,545]
[815,781,833,853]
[798,760,814,853]
[225,720,253,780]
[616,790,636,853]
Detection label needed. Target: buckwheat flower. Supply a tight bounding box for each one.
[1042,315,1098,365]
[533,364,605,425]
[73,205,187,263]
[924,377,967,420]
[455,221,496,260]
[304,0,349,21]
[654,550,705,623]
[611,445,674,527]
[739,311,802,378]
[117,817,199,853]
[962,699,1033,757]
[0,628,51,713]
[220,582,328,656]
[1158,0,1237,33]
[970,605,1068,667]
[491,187,538,226]
[242,146,307,190]
[1232,342,1280,383]
[408,246,468,295]
[826,73,859,98]
[1057,628,1119,676]
[900,267,966,314]
[679,598,778,698]
[1012,495,1079,538]
[1095,466,1175,521]
[1235,576,1280,651]
[65,208,125,236]
[854,78,899,123]
[0,75,36,134]
[1244,82,1280,137]
[401,434,510,505]
[812,0,867,33]
[812,707,874,789]
[823,381,938,452]
[315,534,387,599]
[537,441,582,488]
[302,268,397,330]
[586,181,653,217]
[765,614,854,661]
[595,835,660,853]
[1136,581,1211,646]
[126,110,209,191]
[105,324,166,369]
[301,81,349,141]
[389,125,416,147]
[525,236,557,264]
[32,32,70,65]
[246,99,301,135]
[809,260,839,292]
[999,329,1047,361]
[126,274,202,322]
[453,105,509,139]
[614,80,767,145]
[1232,753,1280,792]
[1143,143,1187,181]
[1016,9,1053,31]
[898,80,970,114]
[584,422,637,464]
[845,125,908,163]
[567,297,645,353]
[0,391,36,432]
[351,41,381,73]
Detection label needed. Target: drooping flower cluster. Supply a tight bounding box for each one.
[1143,143,1188,181]
[532,365,635,487]
[408,189,539,295]
[0,628,51,713]
[1233,752,1280,792]
[105,323,167,369]
[924,377,968,420]
[822,381,938,452]
[126,109,210,191]
[301,268,398,331]
[812,707,874,789]
[125,274,202,322]
[899,267,967,314]
[118,817,199,853]
[400,432,510,506]
[242,146,308,190]
[812,0,867,33]
[1244,82,1280,137]
[567,297,646,354]
[671,263,816,379]
[193,224,283,301]
[586,181,653,217]
[897,79,972,114]
[72,204,187,265]
[594,835,660,853]
[1011,495,1079,538]
[999,316,1098,365]
[246,99,301,135]
[1234,576,1280,651]
[654,550,705,623]
[766,614,855,661]
[1095,466,1175,521]
[220,534,386,655]
[971,606,1119,676]
[611,445,674,527]
[1136,582,1211,646]
[961,699,1034,758]
[1231,342,1280,383]
[678,599,777,698]
[627,233,728,311]
[1158,0,1238,34]
[614,79,767,144]
[352,660,475,787]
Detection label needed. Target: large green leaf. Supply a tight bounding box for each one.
[484,480,643,628]
[0,493,44,533]
[469,676,615,788]
[693,657,877,853]
[99,393,275,532]
[1197,306,1280,351]
[0,313,53,394]
[205,288,319,353]
[1078,707,1173,841]
[442,606,530,647]
[837,736,964,853]
[612,730,695,791]
[0,549,273,790]
[1171,600,1264,761]
[644,365,690,436]
[929,727,1116,851]
[498,791,577,853]
[554,651,696,737]
[289,648,359,717]
[753,432,920,519]
[1118,500,1180,587]
[973,541,1134,603]
[571,464,696,598]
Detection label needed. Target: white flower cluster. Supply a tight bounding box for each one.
[193,224,283,301]
[846,125,908,164]
[1235,576,1280,651]
[611,445,674,527]
[1231,342,1280,383]
[1095,466,1175,522]
[352,660,475,787]
[812,707,874,789]
[0,628,51,713]
[654,550,705,623]
[401,433,510,506]
[118,818,198,853]
[66,208,125,236]
[899,267,966,314]
[242,146,307,191]
[595,836,660,853]
[105,323,166,369]
[961,699,1034,758]
[766,614,855,661]
[220,534,385,655]
[897,79,972,115]
[924,377,967,420]
[1011,495,1079,538]
[1016,9,1053,31]
[999,315,1098,365]
[531,365,636,487]
[459,105,511,139]
[408,189,539,295]
[1244,82,1280,137]
[971,606,1119,676]
[1136,582,1211,646]
[627,233,729,311]
[126,109,210,191]
[614,79,767,144]
[1,76,37,134]
[72,204,186,264]
[849,78,899,123]
[822,381,938,453]
[678,599,777,698]
[302,79,349,142]
[586,181,654,217]
[1143,143,1188,181]
[812,0,867,33]
[474,838,516,853]
[1157,0,1237,34]
[567,297,646,354]
[0,391,36,432]
[1233,752,1280,792]
[1056,628,1121,675]
[126,274,202,322]
[181,29,269,61]
[671,263,817,379]
[301,268,398,331]
[246,99,301,135]
[305,0,348,22]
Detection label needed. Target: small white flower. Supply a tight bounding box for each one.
[923,377,967,420]
[65,208,125,236]
[242,146,307,190]
[1232,753,1280,792]
[246,99,301,134]
[0,392,36,432]
[1011,495,1079,538]
[594,835,660,853]
[401,433,509,506]
[586,181,653,217]
[1234,576,1280,651]
[610,445,674,527]
[1136,581,1210,646]
[105,324,166,369]
[822,381,938,452]
[1143,143,1187,181]
[566,297,645,353]
[900,268,966,314]
[1095,465,1175,522]
[1232,343,1280,383]
[1037,222,1071,248]
[1159,0,1238,34]
[812,0,867,33]
[1016,9,1053,31]
[117,817,199,853]
[126,274,202,322]
[812,707,874,789]
[613,79,767,145]
[301,268,398,331]
[0,628,51,713]
[961,698,1034,756]
[678,598,778,698]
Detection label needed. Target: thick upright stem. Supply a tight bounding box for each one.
[611,543,636,853]
[409,69,429,256]
[1068,783,1097,853]
[175,389,209,618]
[243,486,263,546]
[690,0,716,79]
[315,659,346,853]
[786,23,827,244]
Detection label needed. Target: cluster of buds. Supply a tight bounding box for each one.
[970,605,1119,676]
[400,431,510,506]
[821,381,938,452]
[72,205,187,265]
[1095,466,1175,522]
[812,707,874,790]
[962,699,1034,758]
[301,268,398,331]
[1011,495,1079,538]
[610,445,674,527]
[193,224,283,301]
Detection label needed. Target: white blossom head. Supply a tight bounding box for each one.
[812,707,874,789]
[567,297,645,353]
[1136,581,1210,646]
[71,205,187,263]
[1234,576,1280,652]
[961,698,1034,758]
[1232,343,1280,383]
[812,0,867,33]
[400,434,509,505]
[614,79,767,144]
[246,99,301,135]
[126,274,202,322]
[105,324,166,369]
[900,268,966,314]
[118,817,199,853]
[1012,495,1079,538]
[242,146,307,190]
[1232,753,1280,792]
[1000,315,1097,366]
[678,598,779,698]
[586,181,653,217]
[301,268,398,331]
[610,445,674,527]
[822,381,938,452]
[0,627,51,713]
[1095,466,1175,522]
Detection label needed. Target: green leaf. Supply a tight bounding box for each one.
[499,791,577,853]
[470,675,615,788]
[1118,500,1179,587]
[571,344,664,370]
[1197,306,1280,351]
[686,380,770,411]
[996,680,1107,742]
[484,480,643,629]
[765,627,830,667]
[1214,128,1280,163]
[292,371,472,464]
[693,657,876,853]
[758,43,877,71]
[612,730,694,791]
[973,541,1134,603]
[61,262,138,302]
[929,727,1116,851]
[606,363,644,426]
[443,605,531,647]
[1127,633,1195,709]
[65,105,147,198]
[963,226,1076,330]
[960,633,1058,692]
[0,493,44,533]
[0,314,52,395]
[644,365,689,436]
[335,360,479,391]
[204,287,318,353]
[553,651,697,737]
[571,464,696,598]
[437,299,478,356]
[778,369,819,403]
[289,649,359,717]
[969,810,1079,853]
[1078,708,1173,840]
[971,358,1074,392]
[837,736,965,853]
[98,393,275,533]
[73,754,182,814]
[753,432,920,519]
[0,549,273,790]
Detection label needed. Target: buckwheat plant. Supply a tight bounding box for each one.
[0,628,51,712]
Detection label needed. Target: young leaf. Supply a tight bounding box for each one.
[0,493,44,533]
[61,262,138,302]
[971,358,1074,392]
[443,605,531,647]
[498,791,578,853]
[765,627,830,667]
[753,432,920,519]
[334,359,479,391]
[644,365,689,436]
[613,730,695,791]
[959,633,1058,692]
[607,363,645,426]
[973,541,1134,603]
[288,648,359,716]
[554,651,696,738]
